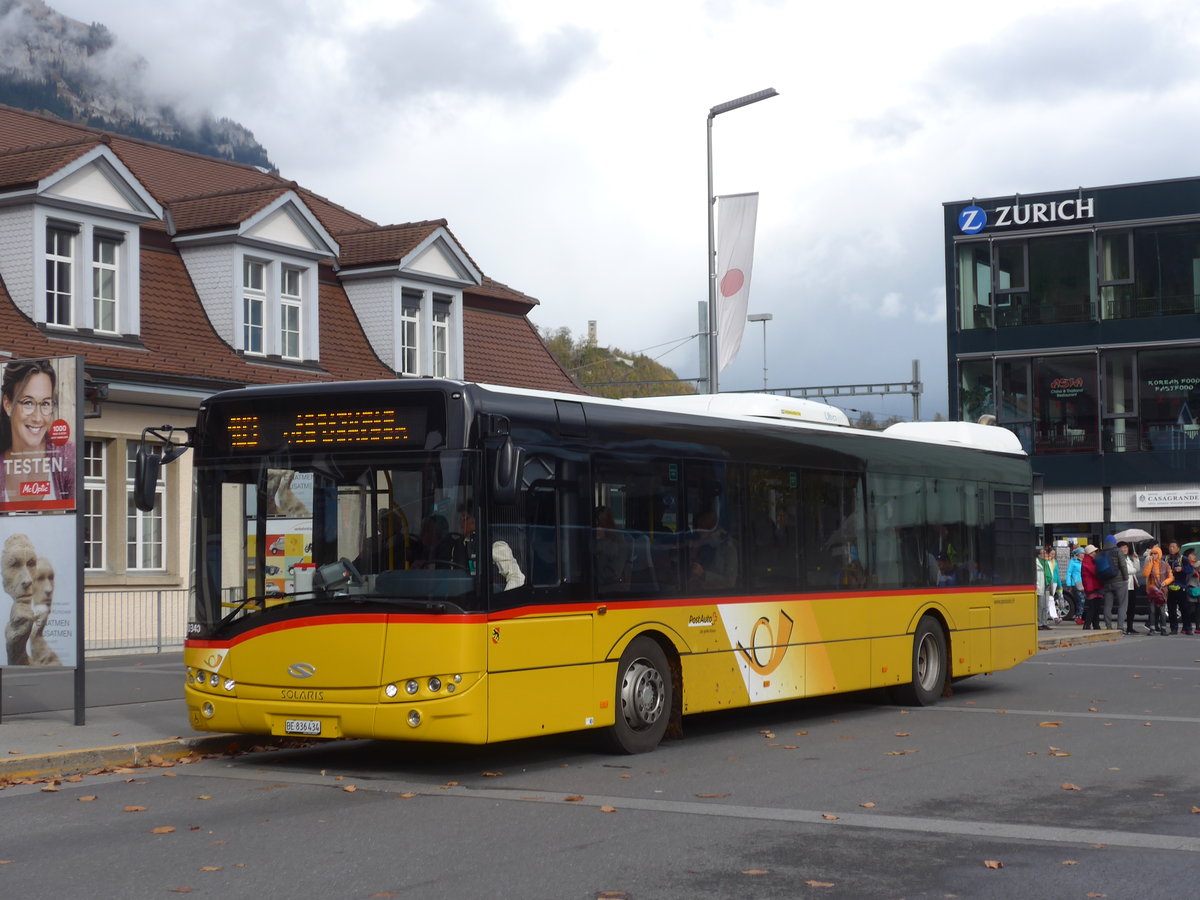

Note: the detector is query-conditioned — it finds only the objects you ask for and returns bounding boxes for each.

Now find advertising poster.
[0,356,77,513]
[0,513,77,667]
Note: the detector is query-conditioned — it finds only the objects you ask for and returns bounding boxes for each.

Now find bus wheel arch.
[604,633,681,754]
[890,614,949,707]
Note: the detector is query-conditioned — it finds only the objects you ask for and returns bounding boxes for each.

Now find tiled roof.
[166,185,290,235]
[463,307,585,394]
[0,138,99,191]
[336,221,446,268]
[0,103,585,397]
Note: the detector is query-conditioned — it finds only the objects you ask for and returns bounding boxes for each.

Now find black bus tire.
[891,616,947,707]
[604,636,672,754]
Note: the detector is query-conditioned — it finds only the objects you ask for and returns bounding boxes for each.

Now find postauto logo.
[958,205,987,234]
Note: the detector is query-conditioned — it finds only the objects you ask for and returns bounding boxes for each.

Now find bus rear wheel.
[605,636,672,754]
[891,616,947,707]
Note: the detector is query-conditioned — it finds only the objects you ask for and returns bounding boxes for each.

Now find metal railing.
[84,588,188,654]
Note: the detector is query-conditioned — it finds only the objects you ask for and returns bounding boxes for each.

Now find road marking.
[921,705,1200,725]
[182,766,1200,853]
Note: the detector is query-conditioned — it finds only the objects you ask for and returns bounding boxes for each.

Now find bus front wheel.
[891,616,947,707]
[605,636,672,754]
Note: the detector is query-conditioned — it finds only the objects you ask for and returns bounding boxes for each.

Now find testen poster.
[0,356,77,513]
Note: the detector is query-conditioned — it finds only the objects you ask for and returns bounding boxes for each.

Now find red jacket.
[1081,554,1102,594]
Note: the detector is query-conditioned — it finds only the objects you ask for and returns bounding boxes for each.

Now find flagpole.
[705,87,778,395]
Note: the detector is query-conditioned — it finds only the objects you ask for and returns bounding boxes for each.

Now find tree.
[538,327,695,399]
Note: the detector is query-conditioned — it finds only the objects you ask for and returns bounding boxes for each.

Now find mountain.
[0,0,275,171]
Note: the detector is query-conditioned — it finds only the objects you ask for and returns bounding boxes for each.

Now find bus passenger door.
[486,453,594,742]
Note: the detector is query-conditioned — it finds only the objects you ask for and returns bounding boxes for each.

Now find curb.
[1038,628,1127,650]
[0,734,287,781]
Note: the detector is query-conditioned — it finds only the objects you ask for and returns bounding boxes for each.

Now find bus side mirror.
[133,448,161,512]
[492,437,524,506]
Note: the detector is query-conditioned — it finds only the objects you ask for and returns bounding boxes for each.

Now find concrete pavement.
[0,627,1135,780]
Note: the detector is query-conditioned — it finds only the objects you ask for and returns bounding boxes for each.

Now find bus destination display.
[224,406,427,451]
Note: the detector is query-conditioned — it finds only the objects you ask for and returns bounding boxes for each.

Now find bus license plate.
[284,719,322,736]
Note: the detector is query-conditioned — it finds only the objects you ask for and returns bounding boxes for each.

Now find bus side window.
[748,465,800,590]
[683,461,742,593]
[593,458,681,597]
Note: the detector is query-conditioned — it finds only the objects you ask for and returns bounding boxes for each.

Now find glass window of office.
[1138,347,1200,450]
[1131,224,1200,318]
[998,358,1032,452]
[993,242,1028,328]
[1027,233,1093,325]
[1033,355,1097,453]
[957,242,992,330]
[958,359,994,422]
[1102,350,1138,453]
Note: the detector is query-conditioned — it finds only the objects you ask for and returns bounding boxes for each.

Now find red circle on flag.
[49,419,70,446]
[720,268,745,297]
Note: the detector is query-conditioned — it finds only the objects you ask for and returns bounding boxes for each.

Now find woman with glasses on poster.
[0,359,74,506]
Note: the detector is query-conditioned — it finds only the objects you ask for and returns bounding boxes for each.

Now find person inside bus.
[688,508,738,590]
[354,508,408,573]
[594,505,632,593]
[411,514,453,569]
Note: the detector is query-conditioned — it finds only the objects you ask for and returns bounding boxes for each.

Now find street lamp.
[705,87,779,394]
[747,312,772,390]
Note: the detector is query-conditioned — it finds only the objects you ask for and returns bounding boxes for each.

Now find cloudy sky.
[43,0,1200,418]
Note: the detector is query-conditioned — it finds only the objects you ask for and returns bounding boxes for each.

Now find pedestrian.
[1080,544,1103,630]
[1065,546,1086,625]
[1165,541,1184,633]
[1096,537,1126,630]
[1142,544,1173,635]
[1180,548,1199,635]
[1117,540,1138,634]
[1035,547,1057,630]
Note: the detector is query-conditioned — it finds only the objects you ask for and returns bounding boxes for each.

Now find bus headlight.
[201,702,215,718]
[223,678,236,692]
[384,683,399,698]
[427,676,442,692]
[405,680,419,695]
[209,673,220,687]
[407,710,421,727]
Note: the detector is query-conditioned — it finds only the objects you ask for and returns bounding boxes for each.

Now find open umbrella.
[1112,528,1154,543]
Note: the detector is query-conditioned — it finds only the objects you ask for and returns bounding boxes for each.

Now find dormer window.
[93,232,121,333]
[45,224,74,325]
[243,258,266,354]
[280,266,303,360]
[38,218,137,335]
[235,252,311,360]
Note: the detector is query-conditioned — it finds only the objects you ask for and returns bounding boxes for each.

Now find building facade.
[0,104,583,602]
[944,177,1200,546]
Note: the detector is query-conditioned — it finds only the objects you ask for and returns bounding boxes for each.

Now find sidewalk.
[0,629,1133,780]
[0,652,273,781]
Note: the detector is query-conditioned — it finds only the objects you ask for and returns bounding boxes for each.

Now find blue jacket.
[1066,556,1083,588]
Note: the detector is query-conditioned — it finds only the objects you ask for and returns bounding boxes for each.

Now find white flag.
[715,192,759,372]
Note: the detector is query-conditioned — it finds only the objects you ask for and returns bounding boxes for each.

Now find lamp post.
[705,87,778,394]
[747,312,772,390]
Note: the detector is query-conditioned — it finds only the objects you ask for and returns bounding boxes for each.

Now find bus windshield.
[192,449,481,635]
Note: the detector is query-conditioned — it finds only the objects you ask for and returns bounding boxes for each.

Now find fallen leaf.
[564,795,584,802]
[151,826,176,834]
[983,859,1003,869]
[805,880,835,888]
[895,732,910,737]
[741,869,768,876]
[1038,722,1062,728]
[399,792,417,799]
[78,796,96,802]
[0,860,13,865]
[795,730,808,735]
[1063,860,1078,866]
[168,889,194,894]
[1144,723,1153,727]
[1049,752,1072,757]
[783,745,797,749]
[195,795,212,800]
[200,866,223,872]
[1062,783,1082,791]
[343,785,357,793]
[1088,707,1098,712]
[1086,894,1107,899]
[696,793,731,799]
[124,806,147,813]
[821,813,839,820]
[40,786,59,793]
[1191,806,1200,814]
[481,771,502,777]
[859,802,876,808]
[64,775,83,783]
[600,805,617,813]
[162,772,178,777]
[1153,793,1166,798]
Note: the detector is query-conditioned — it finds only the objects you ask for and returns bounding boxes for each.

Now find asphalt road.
[2,636,1198,899]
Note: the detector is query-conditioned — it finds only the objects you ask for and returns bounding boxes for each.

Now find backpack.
[1094,548,1117,580]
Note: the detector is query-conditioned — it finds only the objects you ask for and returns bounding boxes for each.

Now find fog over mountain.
[0,0,274,170]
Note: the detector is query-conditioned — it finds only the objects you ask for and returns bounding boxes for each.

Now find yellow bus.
[139,380,1036,754]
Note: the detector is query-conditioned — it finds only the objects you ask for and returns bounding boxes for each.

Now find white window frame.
[432,306,449,378]
[126,440,165,571]
[243,258,266,355]
[280,265,302,360]
[399,295,420,376]
[46,224,74,326]
[92,232,121,333]
[83,438,107,571]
